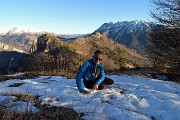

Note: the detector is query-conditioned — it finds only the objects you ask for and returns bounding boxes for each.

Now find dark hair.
[94,50,103,55]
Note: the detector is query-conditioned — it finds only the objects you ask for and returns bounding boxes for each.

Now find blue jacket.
[76,59,105,91]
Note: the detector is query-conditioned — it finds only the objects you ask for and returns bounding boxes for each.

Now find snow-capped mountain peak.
[94,20,156,54]
[0,26,44,35]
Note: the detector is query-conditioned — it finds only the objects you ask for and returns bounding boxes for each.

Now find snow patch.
[0,75,179,120]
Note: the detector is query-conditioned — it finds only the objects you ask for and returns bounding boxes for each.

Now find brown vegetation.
[23,32,151,78]
[0,92,81,120]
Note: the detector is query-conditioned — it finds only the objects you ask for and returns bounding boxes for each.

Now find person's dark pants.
[83,77,114,90]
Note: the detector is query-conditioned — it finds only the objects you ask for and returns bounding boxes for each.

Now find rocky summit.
[94,20,156,54]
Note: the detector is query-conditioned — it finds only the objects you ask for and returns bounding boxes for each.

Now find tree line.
[19,46,80,78]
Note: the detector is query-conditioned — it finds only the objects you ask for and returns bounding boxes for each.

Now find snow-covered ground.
[0,75,179,120]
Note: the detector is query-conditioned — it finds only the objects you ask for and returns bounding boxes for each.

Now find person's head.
[92,50,103,65]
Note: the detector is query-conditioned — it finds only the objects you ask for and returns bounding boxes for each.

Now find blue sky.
[0,0,152,34]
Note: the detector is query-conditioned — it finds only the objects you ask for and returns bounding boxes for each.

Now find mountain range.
[0,20,155,54]
[0,20,155,73]
[0,26,45,52]
[0,26,85,52]
[95,20,155,54]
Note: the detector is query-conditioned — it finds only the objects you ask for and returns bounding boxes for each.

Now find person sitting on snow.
[76,50,114,94]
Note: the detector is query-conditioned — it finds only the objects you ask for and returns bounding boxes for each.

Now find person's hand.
[93,85,98,90]
[80,89,90,94]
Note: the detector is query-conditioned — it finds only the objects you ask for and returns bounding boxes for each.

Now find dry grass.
[0,93,81,120]
[0,72,41,82]
[0,107,81,120]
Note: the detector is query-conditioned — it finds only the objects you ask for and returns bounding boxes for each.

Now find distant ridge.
[0,26,45,52]
[0,42,25,53]
[0,26,44,35]
[94,20,156,54]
